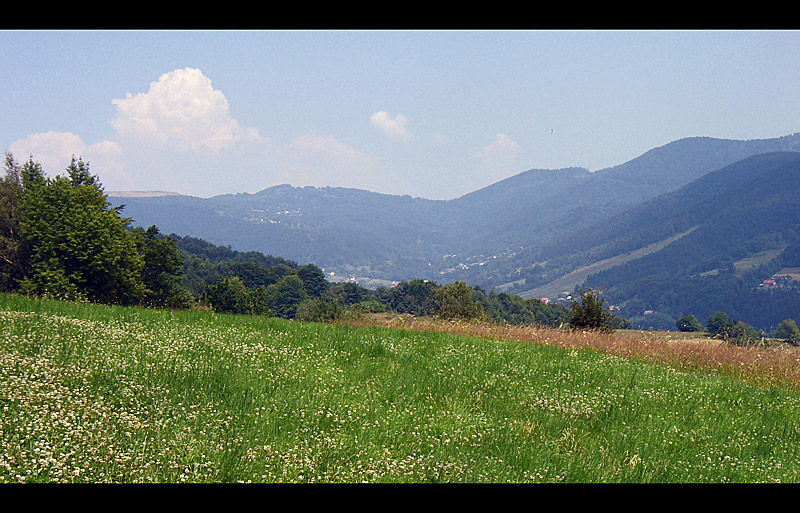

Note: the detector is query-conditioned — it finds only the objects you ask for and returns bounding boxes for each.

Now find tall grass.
[2,294,800,483]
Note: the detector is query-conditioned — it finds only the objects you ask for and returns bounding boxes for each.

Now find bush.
[295,295,343,323]
[775,319,800,343]
[570,289,615,333]
[706,311,735,339]
[728,320,764,346]
[432,281,485,321]
[676,314,703,332]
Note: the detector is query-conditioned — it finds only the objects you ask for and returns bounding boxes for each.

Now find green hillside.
[576,152,800,330]
[3,293,800,483]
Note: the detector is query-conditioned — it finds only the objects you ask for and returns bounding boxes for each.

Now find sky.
[2,29,799,200]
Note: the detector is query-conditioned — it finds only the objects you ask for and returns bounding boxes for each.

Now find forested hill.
[111,133,800,285]
[509,151,800,331]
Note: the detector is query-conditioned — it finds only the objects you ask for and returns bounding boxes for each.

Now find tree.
[297,263,329,298]
[775,319,800,343]
[570,288,615,332]
[676,314,703,332]
[706,311,735,339]
[0,153,28,290]
[18,156,145,303]
[136,226,188,308]
[389,279,438,316]
[264,274,308,318]
[202,276,252,314]
[295,292,343,323]
[331,281,372,306]
[432,281,484,321]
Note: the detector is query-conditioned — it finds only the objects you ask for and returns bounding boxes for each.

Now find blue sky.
[2,29,798,199]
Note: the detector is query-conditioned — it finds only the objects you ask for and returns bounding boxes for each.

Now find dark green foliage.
[474,289,571,327]
[569,289,616,333]
[432,280,484,321]
[330,281,373,306]
[706,311,763,345]
[385,279,438,316]
[0,153,28,290]
[262,274,307,319]
[706,311,735,339]
[295,293,344,323]
[297,263,329,298]
[202,276,251,314]
[201,276,272,316]
[775,319,800,342]
[0,153,192,307]
[676,314,703,332]
[18,156,145,303]
[136,226,188,308]
[728,320,764,346]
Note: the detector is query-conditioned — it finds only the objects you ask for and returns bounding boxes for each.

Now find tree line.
[0,152,578,329]
[8,151,792,346]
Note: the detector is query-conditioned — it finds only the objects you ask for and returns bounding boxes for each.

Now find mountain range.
[109,133,800,330]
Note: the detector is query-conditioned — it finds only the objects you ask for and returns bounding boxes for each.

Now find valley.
[110,133,800,331]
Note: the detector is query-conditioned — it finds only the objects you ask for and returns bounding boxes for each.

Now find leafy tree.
[0,153,28,290]
[264,274,308,318]
[297,263,329,298]
[570,288,615,332]
[202,276,252,314]
[295,292,343,323]
[676,314,703,332]
[388,279,438,316]
[432,280,484,320]
[331,281,373,306]
[18,156,145,303]
[136,226,188,308]
[706,311,735,339]
[729,320,764,346]
[775,319,800,342]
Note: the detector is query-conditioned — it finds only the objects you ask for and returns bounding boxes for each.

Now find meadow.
[2,293,800,483]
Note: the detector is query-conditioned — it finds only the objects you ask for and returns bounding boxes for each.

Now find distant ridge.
[109,133,800,291]
[107,191,183,198]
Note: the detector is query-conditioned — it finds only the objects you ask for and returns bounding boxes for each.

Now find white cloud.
[291,133,374,163]
[9,131,86,172]
[370,111,411,139]
[479,133,519,168]
[270,133,390,192]
[9,131,127,184]
[9,68,405,197]
[110,67,261,154]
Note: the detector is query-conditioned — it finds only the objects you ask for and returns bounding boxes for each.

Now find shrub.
[295,295,343,323]
[432,281,485,321]
[775,319,800,343]
[706,311,735,339]
[569,289,615,333]
[676,314,703,332]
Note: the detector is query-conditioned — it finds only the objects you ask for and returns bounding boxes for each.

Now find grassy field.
[2,293,800,483]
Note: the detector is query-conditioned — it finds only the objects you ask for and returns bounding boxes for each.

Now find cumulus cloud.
[110,67,261,154]
[9,131,86,171]
[268,132,390,192]
[291,133,375,163]
[479,133,520,168]
[8,68,402,197]
[8,131,124,180]
[370,111,411,139]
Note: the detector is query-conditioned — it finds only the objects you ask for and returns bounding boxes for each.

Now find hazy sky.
[2,30,798,199]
